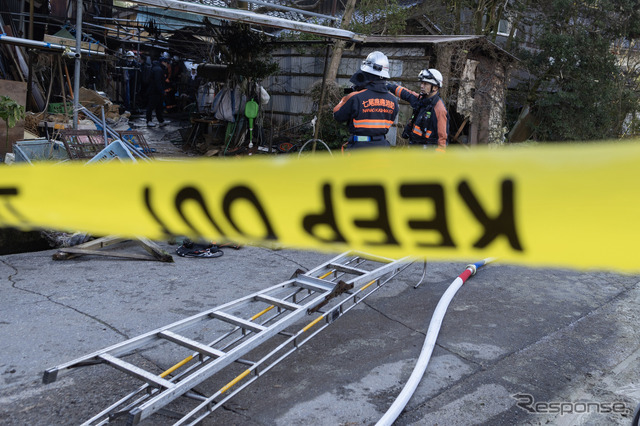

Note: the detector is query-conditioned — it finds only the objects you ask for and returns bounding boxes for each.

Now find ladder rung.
[208,311,267,333]
[255,294,301,311]
[98,353,174,389]
[42,251,413,426]
[349,251,396,263]
[294,275,335,292]
[327,263,367,275]
[158,331,226,359]
[184,391,208,402]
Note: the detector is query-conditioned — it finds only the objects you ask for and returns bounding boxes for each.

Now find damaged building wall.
[1,1,515,150]
[263,48,327,129]
[460,55,509,145]
[487,59,507,145]
[263,36,514,146]
[457,59,478,120]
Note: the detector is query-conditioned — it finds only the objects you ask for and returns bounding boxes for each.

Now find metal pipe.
[6,14,170,48]
[73,0,82,129]
[56,56,69,117]
[376,257,497,426]
[312,43,331,151]
[43,57,55,113]
[0,34,103,57]
[26,0,34,111]
[18,0,25,38]
[77,105,150,160]
[28,0,33,40]
[101,106,108,147]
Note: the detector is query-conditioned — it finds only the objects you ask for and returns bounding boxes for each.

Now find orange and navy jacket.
[333,80,398,138]
[388,83,448,151]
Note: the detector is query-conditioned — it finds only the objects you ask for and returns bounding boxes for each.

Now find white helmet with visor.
[418,68,443,87]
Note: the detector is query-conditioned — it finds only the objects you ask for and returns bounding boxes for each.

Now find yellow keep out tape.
[1,142,638,272]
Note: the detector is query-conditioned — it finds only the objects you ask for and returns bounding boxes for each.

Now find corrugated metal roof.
[135,0,335,27]
[130,0,359,41]
[363,35,519,61]
[137,7,209,30]
[364,35,483,44]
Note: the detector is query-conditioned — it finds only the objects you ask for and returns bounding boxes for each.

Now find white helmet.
[162,51,171,59]
[126,50,136,58]
[361,51,390,79]
[418,68,443,87]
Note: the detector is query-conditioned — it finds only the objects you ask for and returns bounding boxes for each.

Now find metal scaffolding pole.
[0,34,106,57]
[73,0,82,129]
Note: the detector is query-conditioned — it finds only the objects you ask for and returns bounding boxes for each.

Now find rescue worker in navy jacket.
[333,51,398,149]
[387,68,448,152]
[146,56,169,127]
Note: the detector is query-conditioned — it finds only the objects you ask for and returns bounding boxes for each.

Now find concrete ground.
[0,241,638,426]
[127,113,194,158]
[1,116,638,425]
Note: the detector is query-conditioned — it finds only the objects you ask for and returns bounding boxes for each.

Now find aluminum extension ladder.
[43,251,413,425]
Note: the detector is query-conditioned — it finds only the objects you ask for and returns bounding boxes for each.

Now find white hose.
[376,258,495,425]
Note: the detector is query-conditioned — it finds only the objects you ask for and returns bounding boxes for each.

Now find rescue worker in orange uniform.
[333,51,398,149]
[387,68,448,152]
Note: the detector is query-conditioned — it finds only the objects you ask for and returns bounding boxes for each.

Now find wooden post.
[314,0,358,145]
[325,0,358,82]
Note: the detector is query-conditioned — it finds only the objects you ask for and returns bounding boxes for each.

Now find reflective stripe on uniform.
[353,118,394,129]
[394,86,418,98]
[412,125,432,138]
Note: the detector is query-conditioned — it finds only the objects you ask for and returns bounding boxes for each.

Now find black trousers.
[348,137,390,149]
[146,91,165,123]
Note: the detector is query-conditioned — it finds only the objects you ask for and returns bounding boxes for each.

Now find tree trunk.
[316,0,358,141]
[325,0,358,82]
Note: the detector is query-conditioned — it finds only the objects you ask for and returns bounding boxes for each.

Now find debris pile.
[27,87,132,134]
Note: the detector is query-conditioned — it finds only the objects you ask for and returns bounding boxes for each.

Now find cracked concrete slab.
[0,243,638,425]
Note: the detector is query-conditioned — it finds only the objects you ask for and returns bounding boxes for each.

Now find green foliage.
[274,31,327,56]
[513,0,640,141]
[350,0,408,36]
[0,96,25,151]
[0,96,24,129]
[277,19,333,43]
[217,23,279,81]
[302,81,350,149]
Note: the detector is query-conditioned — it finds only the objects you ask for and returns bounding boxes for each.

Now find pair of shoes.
[147,121,157,127]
